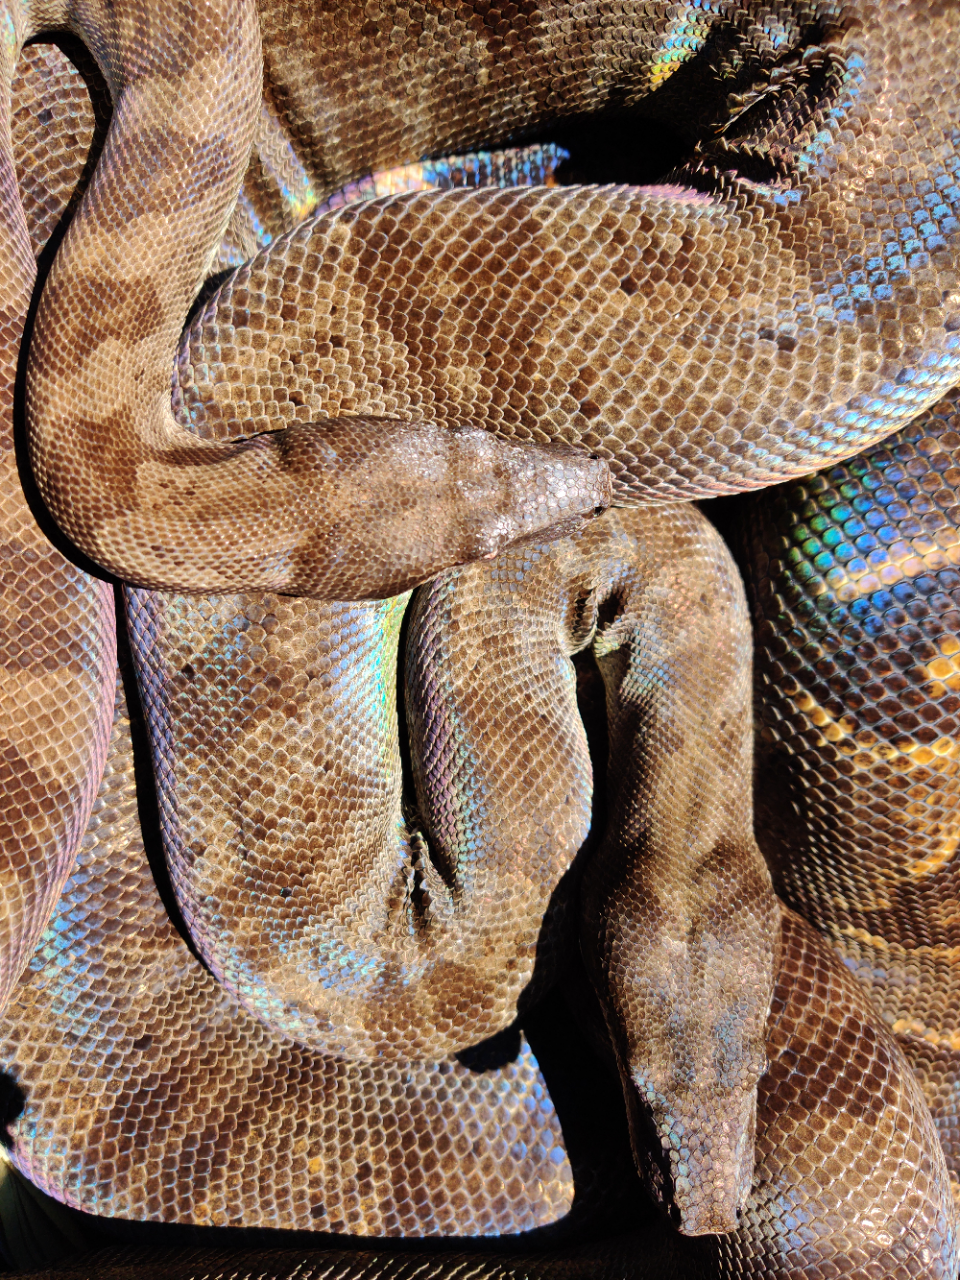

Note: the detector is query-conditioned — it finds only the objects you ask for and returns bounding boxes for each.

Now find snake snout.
[457,432,612,559]
[626,1070,757,1237]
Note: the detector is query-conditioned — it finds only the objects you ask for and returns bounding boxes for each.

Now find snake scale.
[0,0,958,1275]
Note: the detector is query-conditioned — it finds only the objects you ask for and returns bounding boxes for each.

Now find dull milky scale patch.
[569,505,775,1236]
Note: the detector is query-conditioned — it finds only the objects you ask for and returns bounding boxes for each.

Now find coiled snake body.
[0,1,958,1276]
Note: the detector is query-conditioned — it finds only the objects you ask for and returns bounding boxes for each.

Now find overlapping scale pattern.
[0,38,115,1021]
[27,1,960,596]
[2,2,960,1276]
[706,909,956,1277]
[7,911,956,1276]
[0,683,578,1237]
[222,134,569,267]
[123,505,777,1238]
[10,41,109,257]
[126,578,593,1063]
[7,503,956,1274]
[737,387,960,1205]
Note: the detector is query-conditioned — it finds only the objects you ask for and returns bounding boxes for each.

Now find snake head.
[625,1060,760,1236]
[583,832,778,1237]
[602,888,777,1237]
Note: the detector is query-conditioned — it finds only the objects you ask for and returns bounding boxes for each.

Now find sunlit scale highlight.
[229,189,273,256]
[755,415,960,850]
[825,135,960,318]
[253,101,321,237]
[646,7,712,91]
[645,1,808,93]
[2,10,16,65]
[316,143,569,217]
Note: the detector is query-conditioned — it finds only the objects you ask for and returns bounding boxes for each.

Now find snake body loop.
[126,504,777,1233]
[0,2,959,1276]
[736,387,960,1210]
[0,27,116,1024]
[21,0,960,591]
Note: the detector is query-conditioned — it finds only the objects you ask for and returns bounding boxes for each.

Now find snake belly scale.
[0,2,957,1278]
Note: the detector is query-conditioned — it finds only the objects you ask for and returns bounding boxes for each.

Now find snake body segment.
[0,1,959,1276]
[0,683,580,1238]
[24,0,960,589]
[0,34,115,1024]
[126,504,777,1232]
[737,387,960,1207]
[2,780,955,1274]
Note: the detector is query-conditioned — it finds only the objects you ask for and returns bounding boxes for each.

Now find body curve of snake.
[0,1,958,1276]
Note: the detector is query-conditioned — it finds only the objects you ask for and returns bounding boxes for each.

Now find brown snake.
[0,1,958,1276]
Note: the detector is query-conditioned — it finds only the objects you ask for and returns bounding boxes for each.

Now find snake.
[0,0,958,1276]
